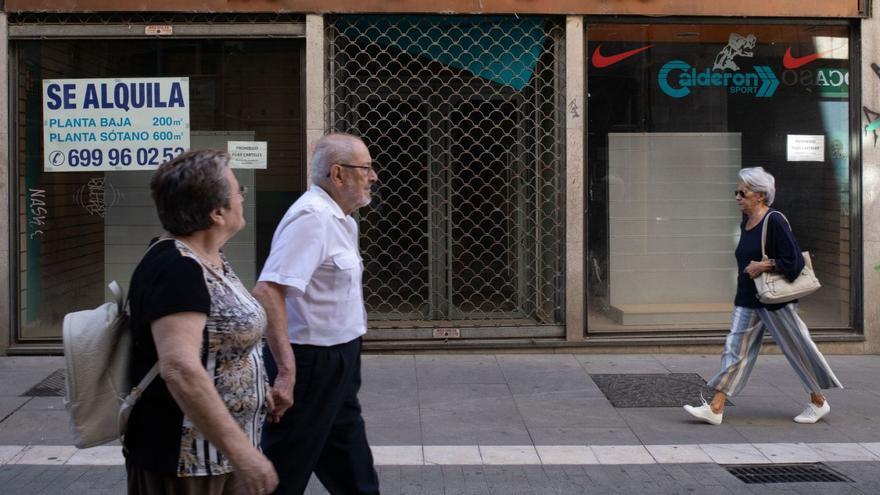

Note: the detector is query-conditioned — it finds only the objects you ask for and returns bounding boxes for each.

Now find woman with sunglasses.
[683,166,842,426]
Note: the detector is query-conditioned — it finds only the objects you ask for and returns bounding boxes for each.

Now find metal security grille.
[726,464,853,484]
[327,16,566,326]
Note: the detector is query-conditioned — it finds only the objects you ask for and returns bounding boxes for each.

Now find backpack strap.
[108,281,125,314]
[122,363,159,408]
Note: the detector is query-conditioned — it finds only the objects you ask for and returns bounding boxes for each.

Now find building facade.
[2,0,878,355]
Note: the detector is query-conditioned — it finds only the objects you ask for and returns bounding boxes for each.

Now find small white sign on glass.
[787,135,825,162]
[228,141,268,169]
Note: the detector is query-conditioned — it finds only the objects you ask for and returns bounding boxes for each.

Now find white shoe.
[683,399,723,425]
[794,401,830,424]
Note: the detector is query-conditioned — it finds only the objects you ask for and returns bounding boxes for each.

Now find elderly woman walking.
[125,150,288,495]
[683,166,842,425]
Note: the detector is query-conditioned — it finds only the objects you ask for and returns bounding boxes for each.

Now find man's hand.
[252,281,297,424]
[269,373,295,423]
[230,452,278,495]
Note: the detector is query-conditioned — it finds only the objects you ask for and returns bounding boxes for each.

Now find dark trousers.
[262,338,379,495]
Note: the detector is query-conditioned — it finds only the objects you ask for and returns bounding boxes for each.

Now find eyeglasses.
[229,185,247,199]
[734,189,749,198]
[327,162,377,177]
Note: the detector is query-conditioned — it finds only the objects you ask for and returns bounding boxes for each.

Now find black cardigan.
[734,209,806,310]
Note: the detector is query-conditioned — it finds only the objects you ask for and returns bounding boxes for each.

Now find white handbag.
[754,211,821,305]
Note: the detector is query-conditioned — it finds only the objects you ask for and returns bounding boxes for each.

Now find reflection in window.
[586,23,852,332]
[16,39,304,342]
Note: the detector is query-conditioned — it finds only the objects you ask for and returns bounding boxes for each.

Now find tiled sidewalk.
[3,353,880,493]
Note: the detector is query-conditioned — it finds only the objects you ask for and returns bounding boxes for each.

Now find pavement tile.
[418,383,512,406]
[0,410,75,445]
[423,445,482,465]
[515,394,626,429]
[12,445,77,465]
[860,442,880,458]
[620,407,750,445]
[699,443,771,464]
[416,355,505,385]
[809,442,879,462]
[18,397,65,411]
[646,444,714,463]
[591,445,655,464]
[0,371,63,397]
[421,396,532,445]
[732,423,854,444]
[65,446,124,465]
[359,384,419,413]
[0,357,64,372]
[824,418,880,443]
[713,395,803,425]
[535,445,598,465]
[365,425,423,446]
[496,354,583,373]
[361,356,417,383]
[479,446,541,465]
[575,355,669,374]
[0,445,24,465]
[362,404,420,428]
[506,372,604,397]
[528,426,642,446]
[371,445,423,465]
[751,442,823,463]
[0,397,29,421]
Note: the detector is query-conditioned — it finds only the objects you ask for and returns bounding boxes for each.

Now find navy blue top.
[734,209,806,310]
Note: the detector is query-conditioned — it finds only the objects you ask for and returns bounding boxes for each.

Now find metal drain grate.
[590,373,731,408]
[22,369,66,397]
[726,463,853,484]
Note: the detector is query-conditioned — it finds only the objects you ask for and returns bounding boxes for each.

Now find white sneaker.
[683,400,723,425]
[794,401,831,424]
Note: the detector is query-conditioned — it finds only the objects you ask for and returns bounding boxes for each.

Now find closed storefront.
[1,1,876,354]
[585,22,858,337]
[7,15,306,351]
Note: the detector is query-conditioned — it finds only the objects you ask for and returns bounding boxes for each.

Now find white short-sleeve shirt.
[258,185,367,346]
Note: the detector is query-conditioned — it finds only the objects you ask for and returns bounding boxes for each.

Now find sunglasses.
[734,189,750,198]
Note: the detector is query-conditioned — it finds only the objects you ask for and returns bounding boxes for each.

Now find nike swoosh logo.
[592,44,655,68]
[782,47,835,69]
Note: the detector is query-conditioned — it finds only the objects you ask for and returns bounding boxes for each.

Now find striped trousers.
[708,304,843,397]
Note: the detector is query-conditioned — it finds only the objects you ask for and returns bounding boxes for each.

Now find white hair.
[310,133,364,183]
[738,166,776,206]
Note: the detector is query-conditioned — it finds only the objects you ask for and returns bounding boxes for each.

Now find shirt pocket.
[332,254,361,298]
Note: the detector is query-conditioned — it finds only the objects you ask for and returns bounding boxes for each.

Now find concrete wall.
[860,0,880,354]
[0,13,9,354]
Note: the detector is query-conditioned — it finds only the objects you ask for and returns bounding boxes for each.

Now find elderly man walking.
[252,133,380,495]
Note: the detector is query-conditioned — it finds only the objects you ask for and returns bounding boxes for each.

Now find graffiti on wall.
[28,189,47,239]
[73,177,123,218]
[863,63,880,147]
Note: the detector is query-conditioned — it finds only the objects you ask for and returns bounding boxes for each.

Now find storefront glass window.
[586,23,853,332]
[16,39,304,342]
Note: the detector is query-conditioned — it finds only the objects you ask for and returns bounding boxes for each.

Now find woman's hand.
[229,452,279,495]
[152,313,278,493]
[745,260,774,279]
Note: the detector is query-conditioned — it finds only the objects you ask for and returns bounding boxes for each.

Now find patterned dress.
[174,241,269,476]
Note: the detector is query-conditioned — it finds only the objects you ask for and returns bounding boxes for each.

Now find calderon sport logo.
[658,61,779,98]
